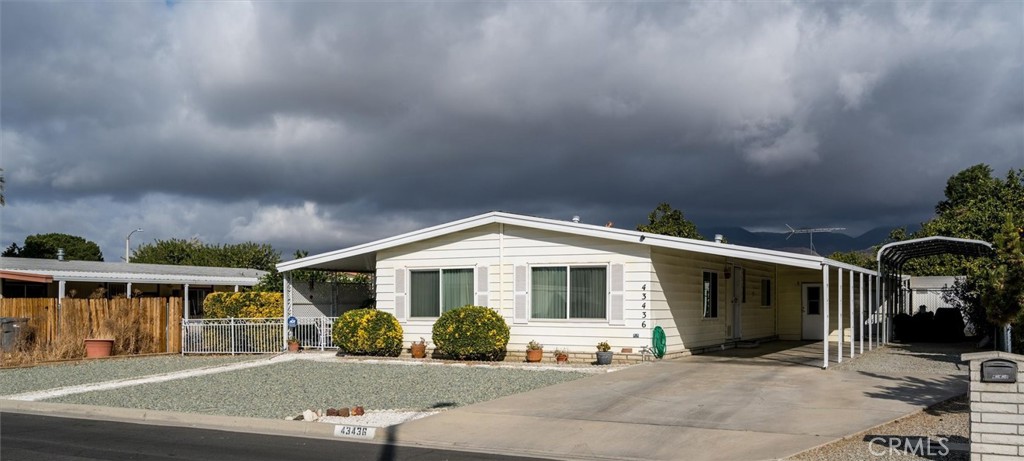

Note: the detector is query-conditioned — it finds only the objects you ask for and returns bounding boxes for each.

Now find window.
[702,271,718,318]
[761,279,772,307]
[410,268,473,317]
[531,266,606,319]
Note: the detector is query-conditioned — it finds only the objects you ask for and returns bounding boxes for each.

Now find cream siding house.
[279,212,884,366]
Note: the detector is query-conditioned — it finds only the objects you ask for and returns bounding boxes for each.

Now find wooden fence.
[1,297,183,353]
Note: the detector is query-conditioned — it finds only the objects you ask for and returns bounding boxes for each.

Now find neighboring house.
[0,257,266,318]
[908,276,961,313]
[278,212,882,361]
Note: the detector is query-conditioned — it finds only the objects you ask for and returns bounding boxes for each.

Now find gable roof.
[0,258,267,285]
[278,211,876,275]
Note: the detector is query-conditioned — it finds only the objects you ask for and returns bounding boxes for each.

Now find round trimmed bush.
[432,305,510,360]
[332,309,403,356]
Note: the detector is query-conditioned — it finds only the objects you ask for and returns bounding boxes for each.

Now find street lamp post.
[125,228,143,263]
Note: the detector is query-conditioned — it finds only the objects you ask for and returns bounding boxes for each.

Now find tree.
[3,233,103,261]
[636,202,703,240]
[131,238,280,272]
[900,166,1024,276]
[979,215,1024,351]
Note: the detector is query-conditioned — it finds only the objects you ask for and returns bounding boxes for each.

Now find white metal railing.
[182,318,284,354]
[289,316,338,351]
[182,317,338,354]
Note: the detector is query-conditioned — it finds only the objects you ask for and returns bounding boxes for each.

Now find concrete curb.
[0,399,574,460]
[0,399,340,441]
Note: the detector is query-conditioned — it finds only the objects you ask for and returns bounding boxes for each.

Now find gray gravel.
[829,342,978,375]
[45,361,589,418]
[0,355,260,396]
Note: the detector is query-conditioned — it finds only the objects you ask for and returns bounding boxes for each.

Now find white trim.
[277,211,876,275]
[407,267,475,319]
[527,264,610,321]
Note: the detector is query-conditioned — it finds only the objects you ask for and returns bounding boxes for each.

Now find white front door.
[802,284,824,340]
[731,266,744,339]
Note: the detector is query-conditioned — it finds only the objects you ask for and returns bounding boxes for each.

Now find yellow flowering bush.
[432,305,509,360]
[332,309,403,357]
[203,292,283,318]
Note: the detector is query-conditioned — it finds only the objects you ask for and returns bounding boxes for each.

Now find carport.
[876,236,993,344]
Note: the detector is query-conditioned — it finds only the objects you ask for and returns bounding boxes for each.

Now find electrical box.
[981,359,1018,383]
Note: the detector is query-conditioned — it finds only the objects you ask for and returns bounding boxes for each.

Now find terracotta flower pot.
[411,343,427,358]
[555,354,569,364]
[526,348,543,363]
[84,339,114,358]
[288,342,300,352]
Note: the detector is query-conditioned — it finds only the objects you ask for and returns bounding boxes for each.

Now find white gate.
[182,317,338,354]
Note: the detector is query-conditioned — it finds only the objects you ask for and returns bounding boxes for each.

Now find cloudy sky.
[1,1,1021,261]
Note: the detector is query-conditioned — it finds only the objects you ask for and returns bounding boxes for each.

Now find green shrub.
[332,309,403,356]
[432,305,509,360]
[203,292,282,318]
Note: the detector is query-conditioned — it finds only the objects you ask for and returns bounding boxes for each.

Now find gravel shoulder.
[0,355,261,396]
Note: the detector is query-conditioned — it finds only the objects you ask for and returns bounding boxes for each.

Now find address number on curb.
[334,424,376,439]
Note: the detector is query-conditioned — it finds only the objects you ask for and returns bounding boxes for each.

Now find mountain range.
[697,225,920,256]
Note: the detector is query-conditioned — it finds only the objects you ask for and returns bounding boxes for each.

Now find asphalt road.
[0,412,543,461]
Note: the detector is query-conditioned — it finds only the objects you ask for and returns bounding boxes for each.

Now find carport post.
[837,268,843,364]
[283,273,293,350]
[849,270,854,358]
[858,272,864,355]
[822,264,830,369]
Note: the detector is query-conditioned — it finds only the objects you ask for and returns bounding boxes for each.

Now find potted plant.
[596,341,613,365]
[85,321,115,358]
[287,337,301,352]
[411,337,428,358]
[553,348,569,364]
[525,340,543,362]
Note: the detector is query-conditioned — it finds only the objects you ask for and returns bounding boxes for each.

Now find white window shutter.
[476,266,489,307]
[394,268,407,321]
[513,265,528,324]
[609,263,625,325]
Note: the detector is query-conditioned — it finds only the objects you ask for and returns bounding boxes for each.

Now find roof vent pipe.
[714,234,724,244]
[571,215,580,223]
[57,248,65,261]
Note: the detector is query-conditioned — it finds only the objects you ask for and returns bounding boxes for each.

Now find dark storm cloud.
[1,1,1020,258]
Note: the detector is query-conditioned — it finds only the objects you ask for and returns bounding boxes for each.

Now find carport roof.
[876,236,993,271]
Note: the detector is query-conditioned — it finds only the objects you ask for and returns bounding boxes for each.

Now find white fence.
[182,317,338,354]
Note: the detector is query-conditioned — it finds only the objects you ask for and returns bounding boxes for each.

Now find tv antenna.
[786,225,846,254]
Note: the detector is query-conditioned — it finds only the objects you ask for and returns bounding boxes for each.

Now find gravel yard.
[44,359,590,419]
[0,355,260,396]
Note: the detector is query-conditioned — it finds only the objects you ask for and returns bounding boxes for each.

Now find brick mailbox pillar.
[961,351,1024,460]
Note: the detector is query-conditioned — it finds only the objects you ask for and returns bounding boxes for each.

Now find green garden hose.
[652,325,666,358]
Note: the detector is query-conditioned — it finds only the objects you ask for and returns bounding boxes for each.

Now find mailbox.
[981,359,1018,383]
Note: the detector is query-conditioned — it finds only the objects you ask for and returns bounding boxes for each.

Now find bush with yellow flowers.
[432,305,509,360]
[203,292,283,318]
[332,308,403,356]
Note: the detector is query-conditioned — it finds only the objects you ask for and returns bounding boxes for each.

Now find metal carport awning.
[874,236,993,345]
[877,236,994,273]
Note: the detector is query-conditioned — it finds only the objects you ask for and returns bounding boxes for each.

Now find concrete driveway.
[388,342,968,461]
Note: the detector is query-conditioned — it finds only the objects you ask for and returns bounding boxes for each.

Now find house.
[0,257,267,318]
[278,212,885,365]
[908,276,961,313]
